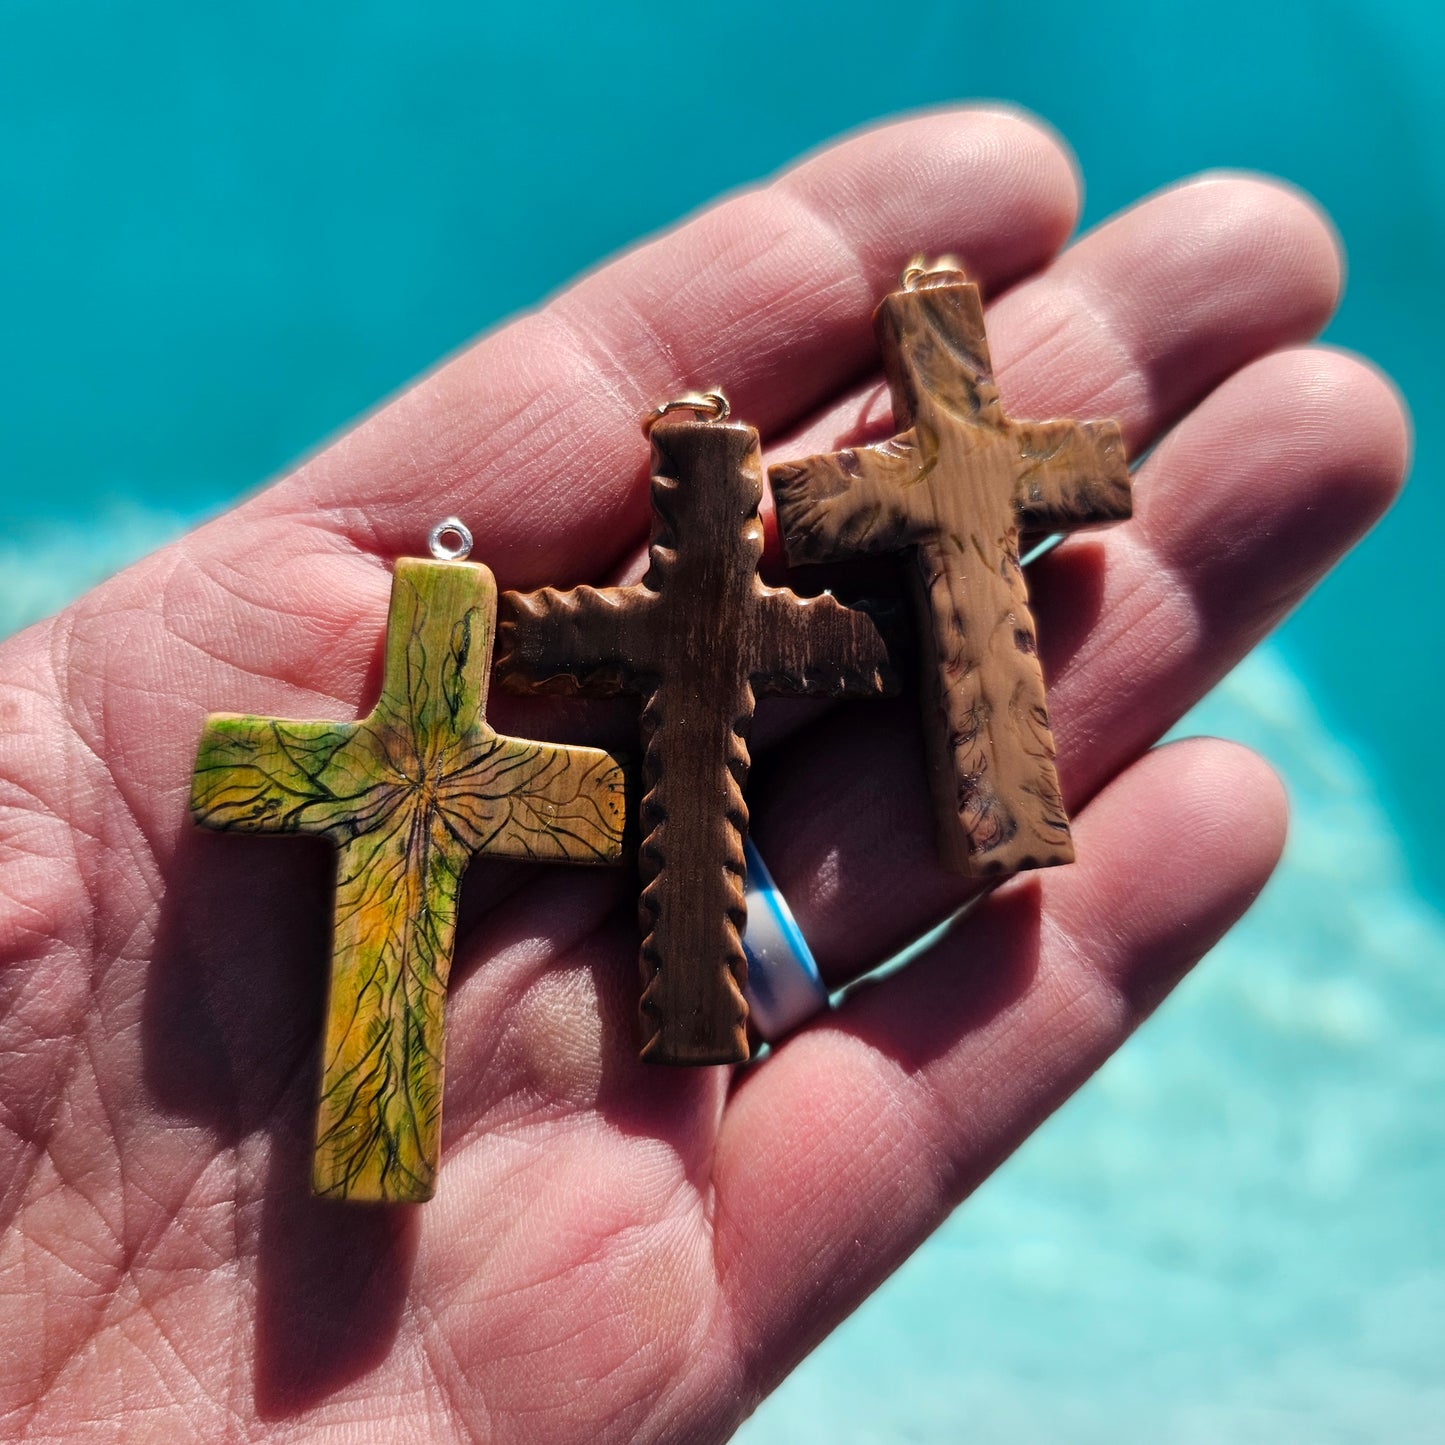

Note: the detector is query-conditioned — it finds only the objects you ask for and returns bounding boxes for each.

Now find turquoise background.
[2,2,1441,1438]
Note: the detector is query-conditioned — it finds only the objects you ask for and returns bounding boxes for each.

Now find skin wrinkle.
[277,319,641,564]
[410,1296,481,1445]
[721,1051,940,1388]
[0,661,93,884]
[1000,278,1149,438]
[494,1206,692,1356]
[550,273,685,412]
[112,1290,214,1427]
[36,1327,213,1444]
[603,1285,729,1444]
[0,850,74,950]
[171,545,363,654]
[166,539,387,692]
[1048,355,1405,754]
[112,1144,226,1280]
[471,319,658,583]
[456,1258,677,1408]
[1148,349,1407,572]
[48,645,126,958]
[59,1045,127,1261]
[618,1305,738,1445]
[0,775,93,1231]
[780,111,1080,296]
[3,625,238,1439]
[4,1173,119,1434]
[697,1181,750,1427]
[1044,550,1201,759]
[757,186,873,331]
[0,1028,73,1226]
[192,517,381,601]
[413,1127,661,1317]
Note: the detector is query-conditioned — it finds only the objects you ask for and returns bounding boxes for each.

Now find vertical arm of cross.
[371,556,498,757]
[909,532,1076,877]
[626,418,767,1066]
[313,816,468,1202]
[875,282,1008,430]
[1010,419,1132,534]
[313,559,626,1200]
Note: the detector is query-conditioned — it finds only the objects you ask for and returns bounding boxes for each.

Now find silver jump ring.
[428,517,473,561]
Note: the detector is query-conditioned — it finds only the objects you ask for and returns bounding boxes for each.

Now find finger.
[751,345,1408,978]
[505,169,1352,756]
[72,108,1079,852]
[715,737,1288,1397]
[764,171,1344,497]
[576,171,1346,657]
[247,108,1081,584]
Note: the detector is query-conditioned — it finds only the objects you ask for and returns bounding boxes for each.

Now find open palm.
[0,110,1407,1442]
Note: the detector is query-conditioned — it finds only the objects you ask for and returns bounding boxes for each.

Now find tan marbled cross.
[770,269,1132,877]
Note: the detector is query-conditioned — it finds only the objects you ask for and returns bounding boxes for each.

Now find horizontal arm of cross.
[752,589,898,699]
[441,734,627,864]
[496,585,655,696]
[769,432,928,565]
[1011,419,1132,535]
[190,713,367,839]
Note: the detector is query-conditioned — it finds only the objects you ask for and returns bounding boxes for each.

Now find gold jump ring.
[641,389,731,436]
[900,254,968,290]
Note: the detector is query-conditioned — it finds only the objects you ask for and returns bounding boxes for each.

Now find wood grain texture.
[191,558,627,1202]
[770,277,1131,877]
[497,418,895,1066]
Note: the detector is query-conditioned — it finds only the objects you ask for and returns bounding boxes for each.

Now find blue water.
[2,3,1440,1437]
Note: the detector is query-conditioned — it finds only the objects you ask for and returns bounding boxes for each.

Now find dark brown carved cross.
[769,268,1132,878]
[497,415,895,1065]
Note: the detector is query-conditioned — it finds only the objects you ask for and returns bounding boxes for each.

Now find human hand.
[0,110,1407,1441]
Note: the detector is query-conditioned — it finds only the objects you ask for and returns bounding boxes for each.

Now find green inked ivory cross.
[190,559,627,1202]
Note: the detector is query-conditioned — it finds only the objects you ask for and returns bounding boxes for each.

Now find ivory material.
[191,559,627,1202]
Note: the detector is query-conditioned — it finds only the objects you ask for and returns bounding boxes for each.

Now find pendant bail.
[641,389,731,437]
[900,254,969,291]
[428,516,474,561]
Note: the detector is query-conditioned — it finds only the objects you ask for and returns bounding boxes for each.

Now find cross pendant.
[498,417,895,1066]
[190,559,627,1201]
[769,271,1132,877]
